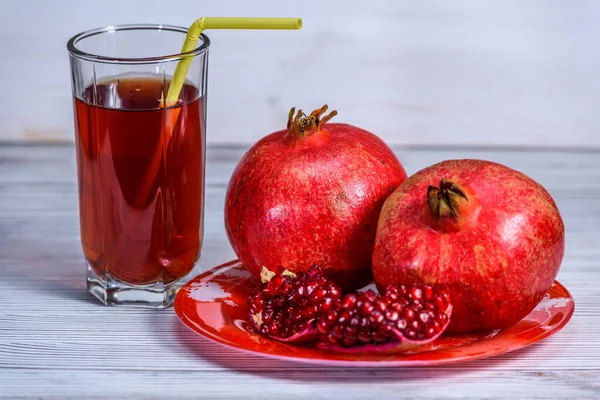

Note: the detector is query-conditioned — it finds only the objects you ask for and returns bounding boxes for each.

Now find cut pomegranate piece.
[248,267,452,353]
[247,265,342,342]
[316,285,452,354]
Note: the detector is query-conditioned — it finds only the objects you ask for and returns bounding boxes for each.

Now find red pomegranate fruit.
[372,159,565,333]
[248,265,453,353]
[225,105,407,291]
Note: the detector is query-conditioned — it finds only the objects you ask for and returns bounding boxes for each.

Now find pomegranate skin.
[372,159,565,333]
[225,108,407,292]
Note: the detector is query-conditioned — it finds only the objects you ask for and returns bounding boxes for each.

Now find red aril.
[225,105,407,291]
[372,159,565,333]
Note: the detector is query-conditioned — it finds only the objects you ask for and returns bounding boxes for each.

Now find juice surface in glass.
[74,77,204,285]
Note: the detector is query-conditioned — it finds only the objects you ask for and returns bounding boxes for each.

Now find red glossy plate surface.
[174,260,574,367]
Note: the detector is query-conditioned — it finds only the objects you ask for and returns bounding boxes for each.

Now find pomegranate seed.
[248,293,263,310]
[433,321,442,333]
[435,295,449,311]
[411,320,422,331]
[423,285,433,301]
[317,319,329,334]
[425,326,436,338]
[326,334,338,344]
[349,317,360,327]
[273,295,285,308]
[270,275,283,289]
[338,310,350,324]
[325,310,337,324]
[305,282,317,296]
[332,325,344,339]
[385,310,399,321]
[280,281,292,296]
[310,289,328,304]
[369,311,385,325]
[396,319,407,330]
[378,322,394,336]
[292,311,303,322]
[410,287,423,301]
[321,297,334,311]
[419,311,431,324]
[437,313,448,324]
[404,308,416,320]
[385,285,398,295]
[302,305,318,319]
[345,326,358,338]
[360,301,374,315]
[263,309,275,323]
[269,321,281,335]
[306,267,320,279]
[405,329,417,340]
[386,292,399,302]
[329,286,341,299]
[341,294,357,309]
[343,336,358,347]
[364,290,378,303]
[375,300,387,312]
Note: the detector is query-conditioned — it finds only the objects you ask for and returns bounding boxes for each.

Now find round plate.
[174,260,574,367]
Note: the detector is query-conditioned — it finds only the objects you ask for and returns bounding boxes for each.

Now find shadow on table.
[168,316,538,382]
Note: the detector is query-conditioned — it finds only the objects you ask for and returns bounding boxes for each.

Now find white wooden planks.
[0,144,599,399]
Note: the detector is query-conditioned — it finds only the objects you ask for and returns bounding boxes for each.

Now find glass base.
[86,261,199,308]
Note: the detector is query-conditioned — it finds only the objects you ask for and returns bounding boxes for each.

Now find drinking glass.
[67,24,209,307]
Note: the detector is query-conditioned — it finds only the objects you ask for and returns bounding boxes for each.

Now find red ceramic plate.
[174,260,574,367]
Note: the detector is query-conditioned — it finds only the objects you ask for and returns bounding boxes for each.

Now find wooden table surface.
[1,144,598,399]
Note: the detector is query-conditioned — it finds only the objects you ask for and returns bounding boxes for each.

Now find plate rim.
[174,260,575,367]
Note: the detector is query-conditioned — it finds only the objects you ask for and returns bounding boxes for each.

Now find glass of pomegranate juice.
[67,25,208,307]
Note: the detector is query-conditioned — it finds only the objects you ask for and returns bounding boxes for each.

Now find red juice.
[73,76,204,285]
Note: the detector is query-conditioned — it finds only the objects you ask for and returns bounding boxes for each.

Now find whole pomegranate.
[225,105,407,291]
[372,159,565,333]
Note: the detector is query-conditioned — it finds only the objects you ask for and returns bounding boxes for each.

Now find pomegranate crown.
[427,179,468,219]
[287,105,338,137]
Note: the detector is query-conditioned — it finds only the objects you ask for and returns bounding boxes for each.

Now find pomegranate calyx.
[427,179,468,219]
[287,105,338,137]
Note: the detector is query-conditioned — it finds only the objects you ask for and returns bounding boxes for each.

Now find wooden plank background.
[0,144,598,398]
[2,0,600,147]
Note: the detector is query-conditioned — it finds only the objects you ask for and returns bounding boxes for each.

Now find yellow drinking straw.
[165,17,302,105]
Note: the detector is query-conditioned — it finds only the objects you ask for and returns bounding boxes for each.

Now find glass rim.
[67,24,210,64]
